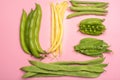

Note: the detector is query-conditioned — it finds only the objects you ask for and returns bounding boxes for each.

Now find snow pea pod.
[20,10,30,54]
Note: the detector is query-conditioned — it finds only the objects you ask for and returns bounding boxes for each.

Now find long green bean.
[21,66,100,78]
[50,58,105,65]
[20,10,30,54]
[24,9,34,53]
[29,61,104,73]
[67,12,106,19]
[70,6,107,12]
[28,6,41,58]
[70,0,108,4]
[22,72,63,78]
[34,4,45,54]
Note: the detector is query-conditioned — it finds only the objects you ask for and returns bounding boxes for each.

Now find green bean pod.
[22,72,63,78]
[34,4,45,54]
[29,61,104,73]
[21,66,101,78]
[70,6,107,12]
[70,0,108,5]
[71,2,108,8]
[28,6,41,58]
[24,9,34,54]
[67,12,106,19]
[20,10,30,54]
[50,57,105,65]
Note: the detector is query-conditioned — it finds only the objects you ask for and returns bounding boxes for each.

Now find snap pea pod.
[21,66,100,78]
[20,10,30,54]
[24,9,34,53]
[29,61,104,73]
[34,4,45,54]
[70,6,107,12]
[50,57,105,65]
[28,5,41,58]
[70,0,108,5]
[67,12,106,19]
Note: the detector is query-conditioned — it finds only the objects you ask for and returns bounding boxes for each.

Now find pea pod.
[74,38,112,57]
[20,10,30,54]
[79,18,106,35]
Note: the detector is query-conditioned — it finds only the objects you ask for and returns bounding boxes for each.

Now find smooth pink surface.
[0,0,120,80]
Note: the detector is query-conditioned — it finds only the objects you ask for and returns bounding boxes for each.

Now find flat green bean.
[34,4,45,54]
[28,6,41,58]
[50,57,105,65]
[22,72,63,78]
[71,2,108,8]
[70,6,107,12]
[24,9,34,53]
[20,10,30,54]
[21,66,100,78]
[70,0,108,4]
[29,61,104,73]
[67,12,106,19]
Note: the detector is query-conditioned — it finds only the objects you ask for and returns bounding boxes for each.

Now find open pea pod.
[74,38,112,57]
[79,18,106,35]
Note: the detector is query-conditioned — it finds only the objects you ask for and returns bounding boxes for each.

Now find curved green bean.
[20,10,30,54]
[67,12,106,19]
[28,6,41,58]
[24,9,34,54]
[34,4,45,54]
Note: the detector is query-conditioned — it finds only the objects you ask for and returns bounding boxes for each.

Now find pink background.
[0,0,120,80]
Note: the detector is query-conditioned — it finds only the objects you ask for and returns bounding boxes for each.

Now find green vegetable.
[71,2,108,8]
[70,6,107,12]
[50,57,105,65]
[25,9,34,53]
[29,60,105,73]
[67,12,106,19]
[74,38,112,57]
[22,72,63,78]
[79,18,106,35]
[20,10,30,54]
[28,5,41,58]
[70,0,108,5]
[34,4,45,54]
[21,66,101,78]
